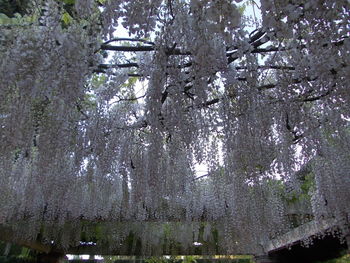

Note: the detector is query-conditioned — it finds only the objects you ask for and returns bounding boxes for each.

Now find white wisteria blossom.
[0,0,349,257]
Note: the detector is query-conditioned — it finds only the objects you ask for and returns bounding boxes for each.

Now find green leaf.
[62,0,75,4]
[62,12,73,25]
[0,13,11,24]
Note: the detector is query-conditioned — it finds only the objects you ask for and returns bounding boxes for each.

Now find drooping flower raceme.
[0,0,349,255]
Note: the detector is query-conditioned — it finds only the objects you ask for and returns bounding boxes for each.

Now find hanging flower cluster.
[0,0,349,255]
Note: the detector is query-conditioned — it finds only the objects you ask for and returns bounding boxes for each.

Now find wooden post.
[3,242,11,256]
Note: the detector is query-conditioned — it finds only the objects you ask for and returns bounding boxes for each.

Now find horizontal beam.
[264,218,339,253]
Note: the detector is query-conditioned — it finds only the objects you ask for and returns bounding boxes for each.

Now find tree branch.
[100,45,155,52]
[100,44,191,55]
[103,38,155,46]
[97,63,139,70]
[112,94,146,103]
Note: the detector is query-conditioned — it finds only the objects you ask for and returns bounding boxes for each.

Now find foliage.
[145,257,171,263]
[0,0,29,17]
[181,256,197,263]
[0,241,36,263]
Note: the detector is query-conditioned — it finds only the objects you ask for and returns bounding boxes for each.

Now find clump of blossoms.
[0,0,349,255]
